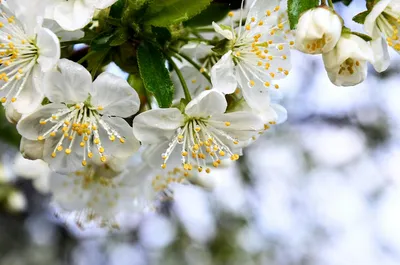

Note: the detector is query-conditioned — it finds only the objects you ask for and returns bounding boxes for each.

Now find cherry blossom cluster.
[0,0,396,229]
[294,0,400,86]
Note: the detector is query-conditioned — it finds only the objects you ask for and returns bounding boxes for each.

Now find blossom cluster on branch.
[0,0,396,228]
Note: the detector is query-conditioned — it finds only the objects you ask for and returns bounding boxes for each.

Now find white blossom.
[211,0,292,112]
[0,1,60,113]
[132,90,265,174]
[45,0,117,31]
[364,0,400,53]
[322,33,374,86]
[17,59,140,173]
[295,7,342,54]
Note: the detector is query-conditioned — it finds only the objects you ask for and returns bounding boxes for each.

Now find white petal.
[17,103,68,140]
[211,51,237,94]
[364,0,391,38]
[13,154,50,180]
[43,135,83,173]
[53,0,94,31]
[271,103,288,124]
[98,116,140,159]
[212,22,234,40]
[208,111,264,141]
[5,104,22,124]
[371,37,390,72]
[37,28,61,72]
[91,72,140,117]
[245,0,280,25]
[42,19,85,42]
[185,90,227,118]
[20,137,45,160]
[12,65,44,114]
[132,108,184,144]
[44,59,92,104]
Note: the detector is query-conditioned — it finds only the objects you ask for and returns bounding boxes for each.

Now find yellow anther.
[92,125,97,130]
[40,120,47,125]
[52,115,57,120]
[274,84,279,89]
[88,152,93,158]
[278,44,284,50]
[109,135,116,141]
[249,80,255,87]
[206,168,211,174]
[37,136,44,141]
[233,140,239,145]
[289,41,295,46]
[274,5,280,11]
[80,142,85,147]
[193,144,199,151]
[182,151,188,156]
[51,152,56,158]
[50,132,56,137]
[198,167,203,173]
[225,121,231,126]
[84,136,89,141]
[65,149,72,155]
[57,146,63,152]
[94,138,100,144]
[245,25,251,31]
[10,97,16,102]
[264,81,270,87]
[266,10,272,16]
[191,79,197,84]
[178,135,184,140]
[119,138,125,143]
[99,147,105,153]
[219,150,225,156]
[213,161,219,168]
[264,124,270,130]
[0,97,6,103]
[97,106,104,111]
[82,160,87,166]
[161,163,167,169]
[100,156,107,163]
[258,21,264,26]
[195,126,201,132]
[228,11,234,17]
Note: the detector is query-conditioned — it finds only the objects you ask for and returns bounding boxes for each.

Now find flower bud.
[322,33,374,86]
[295,7,342,54]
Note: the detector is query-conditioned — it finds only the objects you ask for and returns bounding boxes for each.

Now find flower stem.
[169,47,211,83]
[166,56,192,102]
[328,0,334,7]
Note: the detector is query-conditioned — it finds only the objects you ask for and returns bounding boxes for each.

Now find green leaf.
[352,10,370,24]
[110,0,126,18]
[144,0,212,27]
[137,42,174,108]
[351,31,373,41]
[110,28,129,46]
[184,2,229,27]
[287,0,319,29]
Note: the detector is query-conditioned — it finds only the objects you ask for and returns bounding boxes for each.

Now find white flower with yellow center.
[49,158,147,229]
[211,0,291,110]
[132,90,265,174]
[322,33,374,86]
[0,1,60,113]
[295,7,342,54]
[17,59,140,173]
[365,0,400,52]
[45,0,117,31]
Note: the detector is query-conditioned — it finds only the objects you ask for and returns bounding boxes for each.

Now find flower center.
[160,118,240,174]
[338,58,360,76]
[37,102,126,166]
[377,8,400,51]
[0,11,38,104]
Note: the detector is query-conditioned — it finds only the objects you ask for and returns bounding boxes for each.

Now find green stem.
[169,47,211,83]
[327,0,334,7]
[77,51,95,64]
[166,56,192,102]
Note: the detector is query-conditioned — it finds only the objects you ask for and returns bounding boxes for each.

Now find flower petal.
[20,137,45,160]
[36,27,61,72]
[132,108,184,144]
[185,90,227,118]
[97,116,140,159]
[53,0,94,31]
[17,103,68,140]
[364,0,391,38]
[91,72,140,117]
[371,37,390,72]
[208,111,264,141]
[211,51,237,94]
[43,59,92,104]
[12,65,44,114]
[212,22,234,40]
[245,0,280,25]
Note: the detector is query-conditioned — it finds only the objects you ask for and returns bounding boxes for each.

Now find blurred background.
[1,1,400,265]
